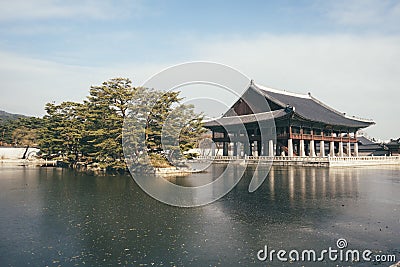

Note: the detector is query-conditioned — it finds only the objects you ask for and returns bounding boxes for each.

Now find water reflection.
[0,165,399,266]
[242,166,361,204]
[269,168,275,201]
[288,167,295,205]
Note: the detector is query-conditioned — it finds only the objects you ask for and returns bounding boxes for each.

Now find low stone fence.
[328,155,400,167]
[196,155,400,167]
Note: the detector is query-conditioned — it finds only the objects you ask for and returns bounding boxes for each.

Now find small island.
[0,78,206,174]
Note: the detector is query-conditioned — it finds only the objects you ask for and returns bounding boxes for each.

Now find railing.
[328,155,400,161]
[284,133,357,142]
[213,155,238,160]
[197,155,328,161]
[195,155,400,164]
[273,156,328,162]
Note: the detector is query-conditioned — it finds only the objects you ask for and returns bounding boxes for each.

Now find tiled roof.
[204,82,374,129]
[255,84,374,128]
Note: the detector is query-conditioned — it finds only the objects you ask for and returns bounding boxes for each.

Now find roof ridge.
[309,94,346,116]
[254,82,311,99]
[251,84,289,108]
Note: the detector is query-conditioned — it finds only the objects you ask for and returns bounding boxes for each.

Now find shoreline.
[0,159,203,175]
[0,158,57,166]
[2,157,399,176]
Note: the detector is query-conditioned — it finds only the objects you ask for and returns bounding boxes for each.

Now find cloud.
[0,50,169,116]
[1,31,399,140]
[316,0,400,33]
[0,0,144,21]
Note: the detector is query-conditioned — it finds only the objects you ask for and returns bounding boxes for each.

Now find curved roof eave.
[252,82,375,128]
[290,112,373,129]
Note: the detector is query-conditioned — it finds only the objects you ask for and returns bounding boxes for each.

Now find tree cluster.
[1,78,205,171]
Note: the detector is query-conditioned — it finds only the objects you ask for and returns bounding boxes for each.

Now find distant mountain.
[0,110,28,123]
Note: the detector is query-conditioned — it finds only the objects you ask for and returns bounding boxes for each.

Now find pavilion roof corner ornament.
[285,104,295,113]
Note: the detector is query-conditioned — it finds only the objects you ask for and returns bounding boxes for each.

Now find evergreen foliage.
[1,78,205,171]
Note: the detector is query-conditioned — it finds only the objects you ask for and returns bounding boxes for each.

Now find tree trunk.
[22,145,29,159]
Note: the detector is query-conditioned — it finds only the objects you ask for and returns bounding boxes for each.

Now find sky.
[0,0,399,140]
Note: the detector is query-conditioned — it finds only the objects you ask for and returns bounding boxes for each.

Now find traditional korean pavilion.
[386,138,400,156]
[204,81,375,157]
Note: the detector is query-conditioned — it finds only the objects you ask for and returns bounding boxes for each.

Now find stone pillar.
[320,140,325,157]
[243,142,249,156]
[260,141,265,156]
[347,142,351,157]
[269,140,274,157]
[288,139,294,157]
[211,142,216,156]
[262,139,268,156]
[299,139,305,157]
[310,140,316,157]
[257,141,262,156]
[338,142,344,157]
[305,142,309,156]
[223,142,228,156]
[354,142,359,157]
[329,141,335,157]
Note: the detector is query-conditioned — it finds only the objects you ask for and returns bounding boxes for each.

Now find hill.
[0,110,28,123]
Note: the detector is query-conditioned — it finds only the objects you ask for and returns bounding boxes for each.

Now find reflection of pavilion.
[205,81,374,158]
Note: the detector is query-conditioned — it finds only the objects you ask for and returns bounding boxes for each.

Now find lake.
[0,164,399,266]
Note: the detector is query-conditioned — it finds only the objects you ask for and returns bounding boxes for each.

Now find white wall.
[0,147,40,159]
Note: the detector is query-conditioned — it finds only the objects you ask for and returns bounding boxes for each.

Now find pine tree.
[35,77,205,172]
[39,102,85,162]
[85,78,137,170]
